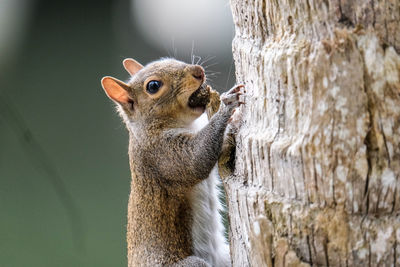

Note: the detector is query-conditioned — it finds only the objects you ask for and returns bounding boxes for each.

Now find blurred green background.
[0,0,234,266]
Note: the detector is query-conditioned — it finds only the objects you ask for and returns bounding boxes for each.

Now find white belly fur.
[189,113,230,267]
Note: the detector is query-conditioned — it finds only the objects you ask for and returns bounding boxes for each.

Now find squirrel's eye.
[146,80,162,94]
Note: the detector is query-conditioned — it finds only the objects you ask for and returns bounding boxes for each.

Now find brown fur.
[102,58,243,266]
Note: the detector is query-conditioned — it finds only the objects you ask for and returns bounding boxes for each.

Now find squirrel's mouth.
[188,83,210,113]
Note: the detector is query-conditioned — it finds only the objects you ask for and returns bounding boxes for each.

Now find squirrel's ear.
[101,76,133,107]
[123,58,144,76]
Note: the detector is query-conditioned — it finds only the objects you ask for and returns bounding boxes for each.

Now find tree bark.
[226,0,400,266]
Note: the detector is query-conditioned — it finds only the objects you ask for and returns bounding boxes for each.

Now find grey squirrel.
[101,58,244,266]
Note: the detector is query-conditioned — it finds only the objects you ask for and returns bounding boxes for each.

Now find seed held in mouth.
[188,84,210,109]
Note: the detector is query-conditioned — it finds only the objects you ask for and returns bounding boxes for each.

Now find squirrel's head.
[101,58,210,129]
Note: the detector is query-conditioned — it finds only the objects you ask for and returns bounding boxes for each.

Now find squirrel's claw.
[221,84,246,108]
[227,84,245,94]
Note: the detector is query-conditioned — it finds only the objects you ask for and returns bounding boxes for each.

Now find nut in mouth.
[188,83,210,112]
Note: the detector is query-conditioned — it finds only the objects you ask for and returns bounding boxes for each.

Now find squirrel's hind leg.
[169,256,210,267]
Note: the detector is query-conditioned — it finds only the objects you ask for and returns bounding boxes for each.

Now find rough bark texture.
[226,0,400,266]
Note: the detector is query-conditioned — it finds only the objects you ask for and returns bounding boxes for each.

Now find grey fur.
[103,58,243,266]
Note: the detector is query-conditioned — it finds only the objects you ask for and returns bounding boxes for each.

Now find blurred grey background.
[0,0,235,266]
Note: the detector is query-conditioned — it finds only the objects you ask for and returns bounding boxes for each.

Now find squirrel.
[101,57,244,267]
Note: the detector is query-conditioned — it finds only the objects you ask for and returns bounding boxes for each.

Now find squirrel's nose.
[192,66,205,81]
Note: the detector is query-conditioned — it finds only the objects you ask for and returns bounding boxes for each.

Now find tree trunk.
[226,0,400,266]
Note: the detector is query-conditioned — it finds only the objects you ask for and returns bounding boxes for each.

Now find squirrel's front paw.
[220,84,245,115]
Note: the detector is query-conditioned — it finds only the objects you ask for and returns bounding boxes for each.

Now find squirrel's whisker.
[191,41,195,64]
[200,55,216,66]
[203,62,219,69]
